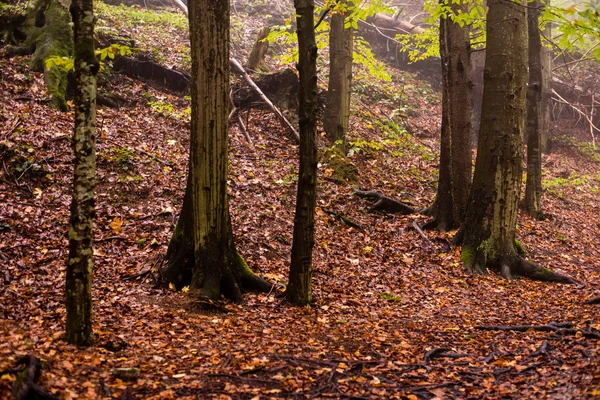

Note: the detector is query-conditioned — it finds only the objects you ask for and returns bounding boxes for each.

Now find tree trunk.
[65,0,99,346]
[458,0,575,284]
[424,3,472,231]
[525,0,543,219]
[6,0,73,110]
[160,175,194,289]
[324,0,353,153]
[164,0,270,301]
[540,19,552,153]
[247,27,271,73]
[286,0,318,306]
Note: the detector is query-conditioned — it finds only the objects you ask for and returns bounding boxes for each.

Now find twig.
[322,208,363,230]
[411,220,431,244]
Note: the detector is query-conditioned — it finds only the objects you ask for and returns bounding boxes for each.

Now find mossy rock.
[320,147,359,185]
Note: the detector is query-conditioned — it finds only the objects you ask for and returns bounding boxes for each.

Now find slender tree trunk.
[65,0,99,346]
[540,20,552,153]
[424,3,472,231]
[286,0,318,306]
[247,27,271,73]
[525,0,543,219]
[458,0,575,284]
[324,0,353,153]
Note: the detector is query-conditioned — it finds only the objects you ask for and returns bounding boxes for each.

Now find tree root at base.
[464,253,579,285]
[5,355,59,400]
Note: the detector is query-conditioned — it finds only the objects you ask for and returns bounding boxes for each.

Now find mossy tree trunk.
[525,0,543,219]
[286,0,318,306]
[65,0,99,346]
[162,0,271,301]
[7,0,74,110]
[324,0,353,153]
[424,2,472,231]
[458,0,575,284]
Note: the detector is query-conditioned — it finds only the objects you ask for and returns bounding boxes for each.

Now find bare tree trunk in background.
[525,0,543,219]
[424,2,472,231]
[324,0,353,153]
[66,0,99,346]
[247,27,271,72]
[286,0,318,306]
[541,18,552,153]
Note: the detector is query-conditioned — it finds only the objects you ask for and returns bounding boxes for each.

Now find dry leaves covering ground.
[1,29,600,400]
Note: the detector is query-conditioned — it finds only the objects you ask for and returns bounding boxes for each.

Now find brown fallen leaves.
[1,39,599,400]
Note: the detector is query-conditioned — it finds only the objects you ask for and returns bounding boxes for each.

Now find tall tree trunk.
[424,3,472,231]
[525,0,543,219]
[286,0,318,306]
[458,0,575,284]
[162,0,271,301]
[324,0,353,153]
[540,19,552,153]
[65,0,98,346]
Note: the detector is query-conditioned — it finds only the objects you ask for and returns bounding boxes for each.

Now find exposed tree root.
[354,190,415,214]
[7,355,59,400]
[161,187,272,300]
[461,244,579,285]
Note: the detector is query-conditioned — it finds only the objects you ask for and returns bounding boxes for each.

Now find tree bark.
[163,0,270,301]
[286,0,318,306]
[247,27,271,73]
[424,2,472,231]
[458,0,575,284]
[65,0,99,346]
[525,0,543,219]
[324,0,353,153]
[540,18,552,153]
[6,0,73,110]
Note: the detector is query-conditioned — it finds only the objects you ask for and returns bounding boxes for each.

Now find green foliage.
[543,173,589,189]
[96,1,187,30]
[396,0,487,63]
[96,43,133,60]
[107,146,135,166]
[379,292,402,302]
[544,3,600,58]
[265,0,391,82]
[45,44,134,75]
[45,56,74,73]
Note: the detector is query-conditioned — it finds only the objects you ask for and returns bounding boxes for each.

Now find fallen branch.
[230,58,300,143]
[475,322,600,339]
[229,90,253,147]
[424,347,476,363]
[322,208,363,230]
[411,220,432,244]
[354,190,415,214]
[585,296,600,305]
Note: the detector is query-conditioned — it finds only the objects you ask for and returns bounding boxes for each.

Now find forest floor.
[1,3,600,400]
